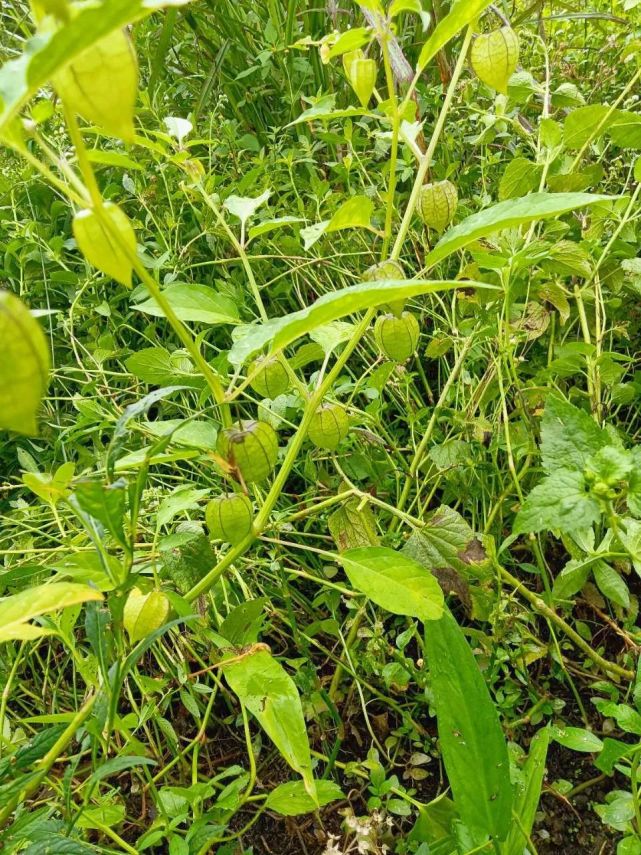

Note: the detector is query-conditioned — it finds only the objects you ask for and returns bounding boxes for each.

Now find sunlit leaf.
[0,291,50,436]
[0,582,103,643]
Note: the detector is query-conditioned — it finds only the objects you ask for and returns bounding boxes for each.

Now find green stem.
[390,25,474,261]
[497,563,633,681]
[185,310,375,601]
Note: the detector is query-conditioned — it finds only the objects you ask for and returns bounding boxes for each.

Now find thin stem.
[390,25,474,261]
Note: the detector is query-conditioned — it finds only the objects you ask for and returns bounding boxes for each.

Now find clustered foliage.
[2,1,641,854]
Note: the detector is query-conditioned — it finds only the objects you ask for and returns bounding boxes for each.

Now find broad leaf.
[417,0,493,73]
[326,195,374,232]
[133,283,239,325]
[506,728,550,855]
[265,779,343,816]
[222,649,316,799]
[424,608,512,842]
[0,291,50,435]
[224,189,271,229]
[426,193,614,270]
[552,726,603,753]
[540,396,609,473]
[0,582,103,643]
[339,546,444,621]
[72,479,127,547]
[513,468,601,535]
[228,278,491,366]
[0,0,192,134]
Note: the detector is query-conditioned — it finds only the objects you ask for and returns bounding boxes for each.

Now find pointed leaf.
[426,193,614,270]
[424,608,512,842]
[339,546,444,621]
[223,649,315,798]
[133,283,239,325]
[417,0,493,72]
[0,582,103,643]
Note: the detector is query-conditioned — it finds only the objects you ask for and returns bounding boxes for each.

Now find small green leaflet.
[265,779,343,816]
[0,291,50,436]
[339,546,444,621]
[222,648,316,800]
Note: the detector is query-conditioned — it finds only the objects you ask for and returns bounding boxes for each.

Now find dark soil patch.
[534,741,617,855]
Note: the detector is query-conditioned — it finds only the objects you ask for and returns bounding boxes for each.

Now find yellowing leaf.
[0,582,103,643]
[73,202,136,287]
[123,587,170,644]
[0,291,50,436]
[223,648,316,800]
[55,29,137,140]
[470,27,519,95]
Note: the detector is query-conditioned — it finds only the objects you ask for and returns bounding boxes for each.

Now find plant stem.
[390,25,473,261]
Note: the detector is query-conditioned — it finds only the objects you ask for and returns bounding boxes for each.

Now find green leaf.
[125,347,203,387]
[0,582,103,643]
[498,158,543,201]
[264,779,343,816]
[72,480,127,547]
[159,531,216,594]
[248,216,304,241]
[553,557,592,601]
[133,283,239,325]
[563,104,613,149]
[514,468,601,535]
[224,189,271,230]
[417,0,493,73]
[339,546,444,621]
[0,291,50,436]
[540,396,609,473]
[506,728,549,855]
[222,649,315,799]
[594,561,630,608]
[0,0,192,134]
[426,193,614,270]
[326,195,374,232]
[157,485,209,528]
[88,755,156,785]
[402,505,488,578]
[552,726,603,753]
[328,498,379,552]
[424,608,512,842]
[228,278,491,366]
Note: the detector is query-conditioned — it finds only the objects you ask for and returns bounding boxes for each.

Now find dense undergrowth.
[2,1,641,853]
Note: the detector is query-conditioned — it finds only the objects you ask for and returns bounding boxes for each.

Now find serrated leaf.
[0,291,50,436]
[328,497,379,552]
[73,202,136,287]
[55,29,137,141]
[222,649,315,799]
[514,468,601,535]
[339,546,444,621]
[403,505,488,578]
[0,582,102,643]
[498,158,542,201]
[540,396,609,473]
